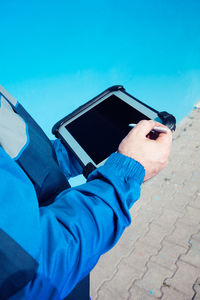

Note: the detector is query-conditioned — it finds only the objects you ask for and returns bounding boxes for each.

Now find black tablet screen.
[65,95,150,164]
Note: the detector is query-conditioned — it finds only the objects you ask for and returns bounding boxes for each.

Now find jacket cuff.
[105,153,145,185]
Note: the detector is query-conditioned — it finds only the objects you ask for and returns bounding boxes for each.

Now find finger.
[156,130,172,146]
[133,120,157,137]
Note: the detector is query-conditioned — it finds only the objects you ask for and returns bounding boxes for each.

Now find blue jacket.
[0,139,145,300]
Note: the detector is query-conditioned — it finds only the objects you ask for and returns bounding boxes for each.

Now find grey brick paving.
[193,230,200,242]
[134,261,173,298]
[139,223,174,250]
[161,287,191,300]
[128,285,158,299]
[150,240,186,272]
[166,221,198,248]
[95,263,142,300]
[91,104,200,299]
[164,260,200,298]
[181,238,200,268]
[122,241,158,272]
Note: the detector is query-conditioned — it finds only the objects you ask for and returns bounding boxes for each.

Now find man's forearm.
[37,153,145,298]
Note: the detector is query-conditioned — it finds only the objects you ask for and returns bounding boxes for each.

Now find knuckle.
[160,156,168,165]
[159,154,168,165]
[138,119,151,126]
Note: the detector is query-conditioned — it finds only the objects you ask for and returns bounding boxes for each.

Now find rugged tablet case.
[52,85,176,178]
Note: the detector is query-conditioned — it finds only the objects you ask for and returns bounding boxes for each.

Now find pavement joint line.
[94,246,139,299]
[192,277,200,300]
[192,229,200,242]
[126,222,167,299]
[161,228,200,298]
[126,255,157,300]
[177,201,200,227]
[153,209,185,230]
[179,258,200,270]
[167,200,189,215]
[94,260,127,300]
[94,234,142,300]
[94,271,116,300]
[176,195,198,228]
[162,284,196,300]
[163,215,186,244]
[162,237,190,249]
[95,219,164,299]
[179,228,200,269]
[159,213,196,297]
[135,218,153,243]
[150,214,185,257]
[128,225,151,249]
[188,203,200,211]
[152,222,183,298]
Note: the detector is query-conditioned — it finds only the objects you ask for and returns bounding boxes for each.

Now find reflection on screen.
[65,95,150,164]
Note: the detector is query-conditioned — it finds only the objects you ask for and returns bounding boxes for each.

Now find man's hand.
[118,120,172,181]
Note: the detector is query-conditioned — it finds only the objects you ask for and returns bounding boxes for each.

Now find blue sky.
[0,0,200,137]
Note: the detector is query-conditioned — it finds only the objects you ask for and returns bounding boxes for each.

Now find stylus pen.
[128,123,169,133]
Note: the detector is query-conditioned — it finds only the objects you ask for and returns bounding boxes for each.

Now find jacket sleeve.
[5,149,144,300]
[52,139,83,180]
[38,153,144,299]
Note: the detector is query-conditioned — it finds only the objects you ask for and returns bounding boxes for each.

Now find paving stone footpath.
[91,103,200,300]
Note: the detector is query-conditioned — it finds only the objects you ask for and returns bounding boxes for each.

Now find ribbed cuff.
[105,153,145,184]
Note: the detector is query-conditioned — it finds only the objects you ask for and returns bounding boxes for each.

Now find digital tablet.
[52,85,176,177]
